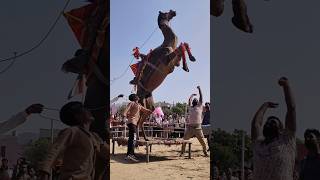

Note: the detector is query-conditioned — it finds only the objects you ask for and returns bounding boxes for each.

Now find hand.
[25,104,44,115]
[264,102,279,108]
[278,77,289,87]
[118,94,124,98]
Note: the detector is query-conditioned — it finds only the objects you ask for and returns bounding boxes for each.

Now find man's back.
[40,126,101,180]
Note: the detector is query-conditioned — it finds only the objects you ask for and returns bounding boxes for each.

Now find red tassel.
[180,43,186,63]
[184,43,192,56]
[133,47,140,59]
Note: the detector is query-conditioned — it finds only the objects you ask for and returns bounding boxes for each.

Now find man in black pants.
[123,94,152,162]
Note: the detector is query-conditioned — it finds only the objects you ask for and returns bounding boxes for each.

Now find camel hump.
[152,46,174,57]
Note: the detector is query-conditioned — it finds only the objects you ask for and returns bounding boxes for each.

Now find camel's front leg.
[211,0,225,17]
[164,47,189,72]
[232,0,253,33]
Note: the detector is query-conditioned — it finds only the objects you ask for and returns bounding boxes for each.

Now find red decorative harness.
[64,2,108,99]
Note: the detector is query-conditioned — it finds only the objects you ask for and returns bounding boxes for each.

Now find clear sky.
[110,0,210,104]
[0,0,87,134]
[212,0,320,138]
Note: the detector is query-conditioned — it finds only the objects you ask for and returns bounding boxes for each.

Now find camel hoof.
[189,56,196,62]
[211,7,224,17]
[183,66,189,72]
[231,16,253,33]
[129,79,138,85]
[211,0,225,17]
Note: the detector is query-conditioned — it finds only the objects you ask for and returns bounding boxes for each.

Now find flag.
[63,3,97,47]
[130,63,139,77]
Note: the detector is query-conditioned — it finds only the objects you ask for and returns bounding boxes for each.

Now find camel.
[133,10,196,140]
[211,0,253,33]
[61,0,109,179]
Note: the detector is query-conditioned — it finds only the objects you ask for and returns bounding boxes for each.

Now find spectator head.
[304,129,320,153]
[226,168,233,178]
[17,157,25,165]
[204,104,210,112]
[19,163,28,174]
[27,166,35,176]
[60,101,94,126]
[128,94,139,102]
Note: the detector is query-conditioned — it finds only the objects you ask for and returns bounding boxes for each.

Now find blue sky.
[110,0,210,104]
[0,0,86,134]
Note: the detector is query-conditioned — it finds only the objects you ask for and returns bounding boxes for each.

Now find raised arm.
[278,77,296,134]
[188,94,197,106]
[0,104,43,135]
[140,105,153,115]
[197,86,203,104]
[251,102,278,141]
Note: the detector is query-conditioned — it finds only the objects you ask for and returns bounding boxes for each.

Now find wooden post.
[146,143,150,163]
[112,139,115,155]
[188,143,191,159]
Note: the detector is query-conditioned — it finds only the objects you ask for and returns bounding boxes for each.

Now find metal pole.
[51,119,54,144]
[184,103,188,131]
[50,119,54,180]
[241,131,245,180]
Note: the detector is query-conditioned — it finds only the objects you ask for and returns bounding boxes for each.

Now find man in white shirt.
[251,77,296,180]
[0,104,44,135]
[180,86,208,157]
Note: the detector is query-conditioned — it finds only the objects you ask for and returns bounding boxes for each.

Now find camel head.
[158,10,176,28]
[61,49,89,74]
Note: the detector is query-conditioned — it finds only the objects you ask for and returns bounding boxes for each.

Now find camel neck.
[160,22,177,49]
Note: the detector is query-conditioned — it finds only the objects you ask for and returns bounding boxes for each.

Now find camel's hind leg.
[137,95,155,141]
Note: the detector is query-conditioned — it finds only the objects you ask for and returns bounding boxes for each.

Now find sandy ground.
[110,138,210,180]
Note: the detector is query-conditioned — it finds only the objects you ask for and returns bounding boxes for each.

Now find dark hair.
[129,94,138,101]
[60,101,84,126]
[304,129,320,139]
[267,116,283,129]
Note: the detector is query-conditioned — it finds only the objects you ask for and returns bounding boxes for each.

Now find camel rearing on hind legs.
[133,10,196,141]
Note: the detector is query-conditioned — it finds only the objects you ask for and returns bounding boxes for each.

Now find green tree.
[117,104,128,116]
[23,138,51,168]
[171,103,187,116]
[211,129,253,172]
[162,106,172,116]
